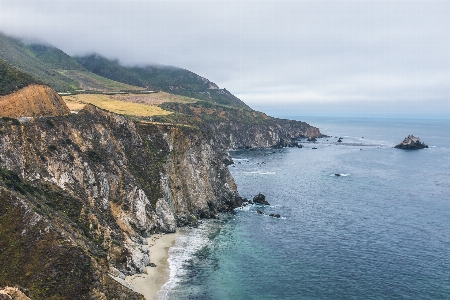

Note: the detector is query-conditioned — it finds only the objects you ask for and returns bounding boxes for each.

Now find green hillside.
[0,33,82,91]
[0,58,40,96]
[0,33,144,92]
[0,33,250,108]
[75,54,251,109]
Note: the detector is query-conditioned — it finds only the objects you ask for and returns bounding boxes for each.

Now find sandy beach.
[126,231,180,300]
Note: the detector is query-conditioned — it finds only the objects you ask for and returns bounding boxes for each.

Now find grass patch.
[59,70,143,92]
[0,168,36,195]
[45,119,55,128]
[1,117,20,126]
[47,145,57,152]
[87,150,102,163]
[63,94,173,117]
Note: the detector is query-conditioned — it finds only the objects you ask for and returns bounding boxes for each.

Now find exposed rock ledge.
[0,287,31,300]
[394,135,428,150]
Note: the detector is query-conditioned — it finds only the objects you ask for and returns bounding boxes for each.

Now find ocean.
[160,117,450,300]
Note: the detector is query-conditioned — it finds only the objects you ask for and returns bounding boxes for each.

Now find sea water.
[161,117,450,300]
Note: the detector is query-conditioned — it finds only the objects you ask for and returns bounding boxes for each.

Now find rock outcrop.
[0,104,242,299]
[0,84,70,118]
[0,287,31,300]
[156,102,323,149]
[253,193,270,205]
[394,135,428,149]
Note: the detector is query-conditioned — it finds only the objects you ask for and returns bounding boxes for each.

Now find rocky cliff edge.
[0,104,242,299]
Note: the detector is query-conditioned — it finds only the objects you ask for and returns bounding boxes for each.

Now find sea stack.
[253,193,270,205]
[394,135,428,150]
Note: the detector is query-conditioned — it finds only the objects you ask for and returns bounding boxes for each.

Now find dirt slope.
[0,84,70,117]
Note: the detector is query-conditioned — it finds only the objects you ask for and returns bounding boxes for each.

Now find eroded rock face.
[394,135,428,149]
[157,102,323,149]
[0,287,31,300]
[0,84,70,117]
[0,104,241,282]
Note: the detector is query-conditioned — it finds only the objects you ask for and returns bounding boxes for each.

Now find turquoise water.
[161,117,450,300]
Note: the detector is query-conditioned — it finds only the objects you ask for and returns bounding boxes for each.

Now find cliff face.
[156,102,323,149]
[0,105,241,299]
[208,117,322,149]
[0,84,70,118]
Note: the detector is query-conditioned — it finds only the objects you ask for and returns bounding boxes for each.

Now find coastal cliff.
[0,37,321,299]
[155,102,323,149]
[0,105,242,299]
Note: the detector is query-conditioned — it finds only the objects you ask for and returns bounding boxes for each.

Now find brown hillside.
[0,84,70,118]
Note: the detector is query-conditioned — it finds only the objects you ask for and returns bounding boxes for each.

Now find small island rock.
[395,135,428,150]
[253,193,270,205]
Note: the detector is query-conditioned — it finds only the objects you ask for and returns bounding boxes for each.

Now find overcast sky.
[1,0,449,118]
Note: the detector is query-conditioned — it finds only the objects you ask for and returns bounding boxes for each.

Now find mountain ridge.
[0,33,144,92]
[74,53,251,109]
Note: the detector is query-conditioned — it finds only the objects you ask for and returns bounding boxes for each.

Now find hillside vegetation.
[0,58,40,95]
[0,33,81,91]
[63,93,172,117]
[60,70,144,92]
[0,32,322,148]
[75,54,251,109]
[0,33,144,92]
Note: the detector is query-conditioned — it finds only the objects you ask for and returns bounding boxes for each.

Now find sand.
[125,231,180,300]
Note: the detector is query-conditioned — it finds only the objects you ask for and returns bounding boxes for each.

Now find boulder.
[307,137,317,142]
[394,135,428,150]
[257,209,264,215]
[222,157,234,166]
[253,193,270,205]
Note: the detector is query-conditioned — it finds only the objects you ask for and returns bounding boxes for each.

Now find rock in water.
[253,193,270,205]
[395,135,428,150]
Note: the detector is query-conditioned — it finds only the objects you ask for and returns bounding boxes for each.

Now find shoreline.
[125,230,180,300]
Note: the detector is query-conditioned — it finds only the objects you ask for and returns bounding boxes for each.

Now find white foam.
[235,205,251,211]
[330,173,351,177]
[158,223,212,299]
[243,171,276,175]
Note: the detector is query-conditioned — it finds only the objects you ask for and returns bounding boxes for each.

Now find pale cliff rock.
[0,287,31,300]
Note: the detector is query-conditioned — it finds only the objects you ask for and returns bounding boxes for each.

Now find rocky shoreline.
[0,105,245,299]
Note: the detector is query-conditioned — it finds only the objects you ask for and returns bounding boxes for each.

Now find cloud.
[0,0,449,117]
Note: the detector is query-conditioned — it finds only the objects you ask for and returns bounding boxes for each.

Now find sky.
[1,0,449,118]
